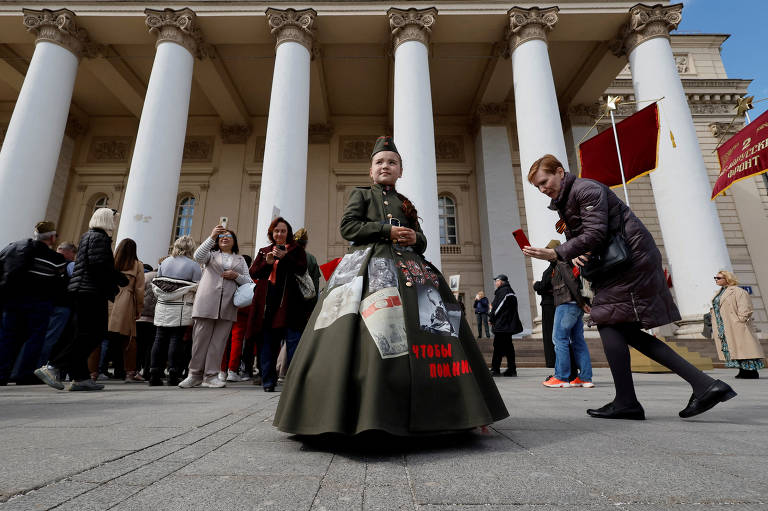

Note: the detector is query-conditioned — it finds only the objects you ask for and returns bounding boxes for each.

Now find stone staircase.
[476,335,768,370]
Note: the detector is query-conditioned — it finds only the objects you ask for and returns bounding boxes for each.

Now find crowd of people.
[0,210,321,392]
[0,141,764,431]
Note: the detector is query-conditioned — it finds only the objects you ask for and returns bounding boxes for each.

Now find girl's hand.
[265,252,275,265]
[572,253,591,267]
[391,226,417,246]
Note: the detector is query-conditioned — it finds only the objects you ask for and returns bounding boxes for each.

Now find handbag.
[295,270,316,300]
[233,282,256,308]
[580,213,631,281]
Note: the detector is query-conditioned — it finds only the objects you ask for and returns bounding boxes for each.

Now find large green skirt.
[273,241,509,436]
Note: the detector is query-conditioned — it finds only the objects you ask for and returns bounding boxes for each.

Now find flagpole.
[608,109,630,206]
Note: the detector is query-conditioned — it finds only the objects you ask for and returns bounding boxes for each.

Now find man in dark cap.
[0,221,67,385]
[488,274,523,377]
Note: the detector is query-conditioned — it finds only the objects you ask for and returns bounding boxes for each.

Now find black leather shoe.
[679,380,737,418]
[490,370,501,377]
[502,370,517,377]
[264,386,275,393]
[587,402,645,420]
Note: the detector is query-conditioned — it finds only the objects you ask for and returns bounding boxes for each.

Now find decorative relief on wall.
[254,136,266,162]
[675,54,693,74]
[339,136,376,162]
[435,136,465,162]
[88,137,133,162]
[183,136,214,162]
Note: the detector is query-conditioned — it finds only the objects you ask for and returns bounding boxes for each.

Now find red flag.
[579,103,660,188]
[713,109,768,199]
[319,257,342,281]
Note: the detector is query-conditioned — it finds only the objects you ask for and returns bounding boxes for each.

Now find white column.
[388,8,441,269]
[116,8,200,264]
[254,9,316,250]
[508,7,566,281]
[620,4,730,332]
[475,120,532,332]
[0,9,88,246]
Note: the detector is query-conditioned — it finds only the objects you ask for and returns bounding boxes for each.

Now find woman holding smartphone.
[178,224,252,388]
[246,217,307,392]
[523,154,735,420]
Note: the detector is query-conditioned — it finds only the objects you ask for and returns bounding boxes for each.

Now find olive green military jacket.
[340,184,427,256]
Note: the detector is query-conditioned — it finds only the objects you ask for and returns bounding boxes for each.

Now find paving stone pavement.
[0,368,765,510]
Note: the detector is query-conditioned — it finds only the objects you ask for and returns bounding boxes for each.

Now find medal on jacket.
[555,219,566,234]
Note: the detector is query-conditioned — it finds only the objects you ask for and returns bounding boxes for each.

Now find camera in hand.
[276,244,286,259]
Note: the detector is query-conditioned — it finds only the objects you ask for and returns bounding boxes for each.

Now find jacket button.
[405,282,412,287]
[384,201,389,206]
[387,213,392,218]
[396,252,402,256]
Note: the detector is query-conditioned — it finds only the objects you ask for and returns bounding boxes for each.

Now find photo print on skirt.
[360,287,408,359]
[327,247,371,290]
[368,257,398,292]
[417,284,458,337]
[314,276,363,330]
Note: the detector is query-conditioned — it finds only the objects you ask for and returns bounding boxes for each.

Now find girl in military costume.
[274,136,508,435]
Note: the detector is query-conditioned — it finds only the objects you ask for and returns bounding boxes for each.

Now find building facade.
[1,1,766,339]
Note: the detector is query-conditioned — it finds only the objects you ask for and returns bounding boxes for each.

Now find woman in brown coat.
[178,224,252,389]
[712,270,765,378]
[523,154,736,420]
[107,238,145,383]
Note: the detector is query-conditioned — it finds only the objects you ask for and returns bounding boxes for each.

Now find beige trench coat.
[108,260,145,337]
[710,285,766,361]
[191,244,250,322]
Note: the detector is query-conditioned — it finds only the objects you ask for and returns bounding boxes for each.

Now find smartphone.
[512,229,531,251]
[277,245,286,251]
[219,216,228,229]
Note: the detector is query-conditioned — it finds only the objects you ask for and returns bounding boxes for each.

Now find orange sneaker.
[542,376,571,388]
[570,378,595,388]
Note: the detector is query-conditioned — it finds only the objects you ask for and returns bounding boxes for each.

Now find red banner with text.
[713,109,768,199]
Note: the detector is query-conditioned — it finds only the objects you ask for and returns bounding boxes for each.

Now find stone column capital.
[265,8,317,52]
[387,7,438,51]
[506,6,559,52]
[22,8,96,58]
[145,8,206,59]
[612,3,683,57]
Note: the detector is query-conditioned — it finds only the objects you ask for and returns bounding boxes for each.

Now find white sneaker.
[226,370,244,382]
[218,371,226,381]
[201,375,226,388]
[96,373,110,381]
[178,375,203,388]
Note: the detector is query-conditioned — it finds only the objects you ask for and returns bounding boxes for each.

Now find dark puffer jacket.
[68,228,124,301]
[551,172,679,328]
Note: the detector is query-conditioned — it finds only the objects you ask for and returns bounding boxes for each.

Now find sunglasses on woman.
[218,234,233,239]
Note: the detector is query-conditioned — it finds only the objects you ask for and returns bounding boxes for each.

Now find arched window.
[173,195,196,239]
[92,194,109,212]
[438,195,458,246]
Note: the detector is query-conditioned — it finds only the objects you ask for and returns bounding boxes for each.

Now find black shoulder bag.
[580,212,631,282]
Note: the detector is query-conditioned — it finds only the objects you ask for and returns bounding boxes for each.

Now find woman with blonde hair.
[149,235,201,386]
[36,208,128,391]
[712,270,765,379]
